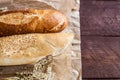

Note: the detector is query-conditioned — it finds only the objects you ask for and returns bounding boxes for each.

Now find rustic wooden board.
[81,0,120,36]
[82,36,120,78]
[83,78,120,80]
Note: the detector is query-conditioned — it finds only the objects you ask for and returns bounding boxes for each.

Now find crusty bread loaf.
[0,33,74,66]
[0,9,67,37]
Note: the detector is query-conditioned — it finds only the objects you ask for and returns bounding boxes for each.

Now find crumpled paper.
[39,1,81,80]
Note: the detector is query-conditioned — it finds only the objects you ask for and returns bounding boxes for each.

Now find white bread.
[0,9,67,37]
[0,33,74,66]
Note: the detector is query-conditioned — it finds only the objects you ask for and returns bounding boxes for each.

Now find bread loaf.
[0,33,74,66]
[0,9,67,36]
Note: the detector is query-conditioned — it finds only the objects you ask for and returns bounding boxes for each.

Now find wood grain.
[82,36,120,79]
[81,0,120,36]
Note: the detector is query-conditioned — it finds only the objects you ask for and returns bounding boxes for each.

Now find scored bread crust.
[0,33,74,66]
[0,9,67,37]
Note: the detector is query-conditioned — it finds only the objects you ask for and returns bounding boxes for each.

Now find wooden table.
[81,0,120,79]
[82,36,120,80]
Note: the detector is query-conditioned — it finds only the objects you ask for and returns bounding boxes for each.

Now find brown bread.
[0,9,67,36]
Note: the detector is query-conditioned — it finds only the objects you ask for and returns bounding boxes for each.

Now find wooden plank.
[83,78,119,80]
[82,36,120,78]
[81,0,120,36]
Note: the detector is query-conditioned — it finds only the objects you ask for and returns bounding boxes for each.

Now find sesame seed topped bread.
[0,33,74,66]
[0,9,67,37]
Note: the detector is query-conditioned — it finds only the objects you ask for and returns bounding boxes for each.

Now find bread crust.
[0,33,74,66]
[0,9,67,37]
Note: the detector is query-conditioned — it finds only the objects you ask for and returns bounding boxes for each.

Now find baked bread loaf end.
[0,33,74,66]
[0,9,67,36]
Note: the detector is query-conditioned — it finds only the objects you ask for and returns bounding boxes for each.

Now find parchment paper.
[38,1,81,80]
[0,0,81,80]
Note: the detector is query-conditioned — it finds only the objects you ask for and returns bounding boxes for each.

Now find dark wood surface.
[81,0,120,79]
[82,36,120,79]
[81,0,120,36]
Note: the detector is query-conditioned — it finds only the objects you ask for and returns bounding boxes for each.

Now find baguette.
[0,9,67,36]
[0,33,74,66]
